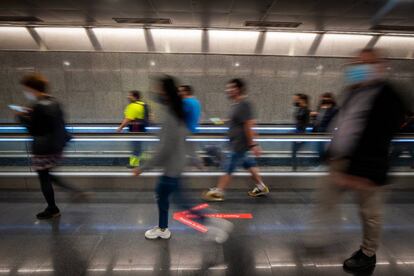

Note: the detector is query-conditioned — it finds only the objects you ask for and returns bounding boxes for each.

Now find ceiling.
[0,0,414,32]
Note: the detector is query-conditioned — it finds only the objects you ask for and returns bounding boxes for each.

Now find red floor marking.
[179,203,210,216]
[205,213,253,219]
[191,203,209,211]
[183,213,253,219]
[175,216,208,233]
[173,204,253,233]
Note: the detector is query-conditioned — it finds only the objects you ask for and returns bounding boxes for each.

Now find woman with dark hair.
[133,75,194,239]
[311,92,338,161]
[16,73,86,219]
[312,92,338,133]
[134,75,232,241]
[291,93,310,171]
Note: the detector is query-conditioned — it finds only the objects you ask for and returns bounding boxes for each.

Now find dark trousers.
[313,128,328,163]
[292,142,306,170]
[292,129,307,170]
[156,175,204,229]
[131,141,142,157]
[37,169,80,210]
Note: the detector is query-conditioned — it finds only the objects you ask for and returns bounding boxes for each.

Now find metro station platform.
[1,188,414,276]
[1,131,413,275]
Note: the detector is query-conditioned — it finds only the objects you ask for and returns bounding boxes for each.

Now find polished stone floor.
[1,189,414,275]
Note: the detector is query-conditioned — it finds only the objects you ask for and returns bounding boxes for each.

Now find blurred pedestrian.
[307,48,406,273]
[178,85,203,168]
[16,73,86,219]
[202,78,269,202]
[117,90,150,168]
[178,85,201,134]
[134,76,232,242]
[311,92,338,161]
[292,93,310,170]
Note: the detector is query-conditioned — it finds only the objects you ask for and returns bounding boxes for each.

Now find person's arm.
[117,104,134,133]
[244,119,256,147]
[244,119,261,157]
[134,116,178,176]
[16,106,35,133]
[117,118,131,133]
[242,102,261,156]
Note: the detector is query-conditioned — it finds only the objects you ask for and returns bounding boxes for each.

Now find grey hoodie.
[141,110,189,177]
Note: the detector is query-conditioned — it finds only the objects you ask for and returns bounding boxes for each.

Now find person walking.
[133,76,232,242]
[16,73,86,219]
[307,48,406,273]
[117,90,150,168]
[202,78,269,202]
[291,93,310,171]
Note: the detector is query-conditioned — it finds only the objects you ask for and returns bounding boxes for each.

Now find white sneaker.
[145,227,171,240]
[205,218,234,244]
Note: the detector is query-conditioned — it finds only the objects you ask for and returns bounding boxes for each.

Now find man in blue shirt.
[179,85,203,168]
[179,85,201,133]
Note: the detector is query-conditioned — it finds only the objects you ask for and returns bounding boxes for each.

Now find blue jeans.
[222,151,257,175]
[131,141,142,157]
[156,175,204,229]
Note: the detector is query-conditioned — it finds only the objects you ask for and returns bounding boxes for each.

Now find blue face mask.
[344,64,375,86]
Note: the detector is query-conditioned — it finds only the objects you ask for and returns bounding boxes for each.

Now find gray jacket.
[141,111,189,177]
[328,81,405,185]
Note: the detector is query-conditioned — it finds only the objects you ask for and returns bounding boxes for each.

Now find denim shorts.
[222,151,257,174]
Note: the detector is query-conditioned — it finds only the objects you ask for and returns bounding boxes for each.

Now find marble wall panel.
[93,90,125,123]
[64,91,96,123]
[0,88,13,123]
[63,70,96,93]
[93,71,123,92]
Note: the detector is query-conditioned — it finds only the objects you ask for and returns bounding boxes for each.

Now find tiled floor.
[1,189,414,275]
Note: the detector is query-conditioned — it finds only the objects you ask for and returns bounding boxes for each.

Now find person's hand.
[116,127,123,133]
[251,145,262,157]
[133,167,142,176]
[310,111,318,116]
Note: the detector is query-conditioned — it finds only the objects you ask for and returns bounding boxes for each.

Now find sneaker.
[343,249,376,272]
[248,185,270,197]
[205,218,234,244]
[202,189,224,202]
[36,207,61,220]
[145,227,171,240]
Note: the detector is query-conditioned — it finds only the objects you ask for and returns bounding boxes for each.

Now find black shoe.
[343,249,376,272]
[36,207,61,220]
